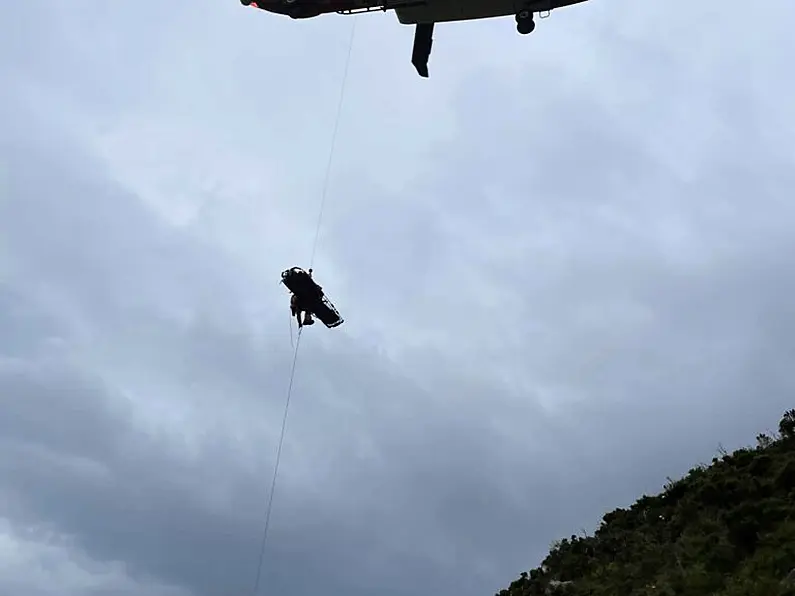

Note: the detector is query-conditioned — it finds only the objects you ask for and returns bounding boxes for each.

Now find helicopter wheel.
[516,13,535,34]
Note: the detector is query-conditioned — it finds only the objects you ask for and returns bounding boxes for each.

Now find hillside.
[497,409,795,596]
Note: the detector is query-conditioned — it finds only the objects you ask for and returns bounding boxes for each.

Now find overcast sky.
[2,1,795,595]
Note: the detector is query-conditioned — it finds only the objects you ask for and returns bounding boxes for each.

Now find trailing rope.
[249,16,357,596]
[250,326,302,596]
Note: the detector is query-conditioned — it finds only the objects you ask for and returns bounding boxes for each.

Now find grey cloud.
[0,517,190,596]
[3,1,795,596]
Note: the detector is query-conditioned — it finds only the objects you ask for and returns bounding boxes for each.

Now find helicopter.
[239,0,590,77]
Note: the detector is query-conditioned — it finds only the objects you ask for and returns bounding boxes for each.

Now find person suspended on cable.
[280,266,344,329]
[288,268,314,327]
[290,292,314,327]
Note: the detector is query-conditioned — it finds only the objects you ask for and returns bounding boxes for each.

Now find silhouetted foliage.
[497,409,795,596]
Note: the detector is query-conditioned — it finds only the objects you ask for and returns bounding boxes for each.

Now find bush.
[497,409,795,596]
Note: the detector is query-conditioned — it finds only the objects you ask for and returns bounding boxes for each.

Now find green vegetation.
[498,409,795,596]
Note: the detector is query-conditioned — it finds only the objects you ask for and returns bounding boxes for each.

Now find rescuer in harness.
[290,269,315,327]
[280,266,344,329]
[289,268,314,327]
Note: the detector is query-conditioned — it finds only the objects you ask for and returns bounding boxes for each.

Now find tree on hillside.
[496,408,795,596]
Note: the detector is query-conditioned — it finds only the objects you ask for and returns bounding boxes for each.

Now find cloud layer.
[2,1,795,595]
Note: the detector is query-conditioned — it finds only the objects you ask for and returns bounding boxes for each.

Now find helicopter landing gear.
[516,10,536,34]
